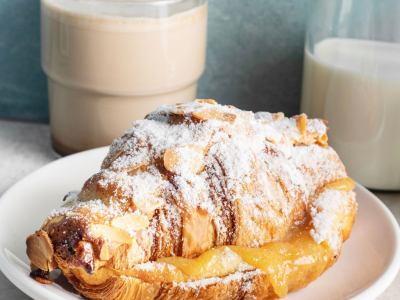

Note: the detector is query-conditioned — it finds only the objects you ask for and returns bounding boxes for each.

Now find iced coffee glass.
[41,0,208,155]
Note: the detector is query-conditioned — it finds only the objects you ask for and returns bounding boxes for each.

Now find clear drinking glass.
[301,0,400,190]
[41,0,208,155]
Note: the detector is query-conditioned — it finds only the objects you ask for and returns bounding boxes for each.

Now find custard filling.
[73,178,355,298]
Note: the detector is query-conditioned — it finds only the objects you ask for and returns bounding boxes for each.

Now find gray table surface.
[0,119,399,300]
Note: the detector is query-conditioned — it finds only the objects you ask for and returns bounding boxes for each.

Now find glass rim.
[66,0,196,4]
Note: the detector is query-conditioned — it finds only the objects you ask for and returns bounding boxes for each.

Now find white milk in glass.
[301,38,400,190]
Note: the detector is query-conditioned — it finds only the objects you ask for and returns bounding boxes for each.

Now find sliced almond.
[195,99,217,105]
[135,199,164,214]
[170,105,188,116]
[90,224,135,244]
[128,239,142,262]
[124,162,146,175]
[293,114,307,135]
[99,240,110,261]
[111,211,150,231]
[182,208,214,258]
[192,109,236,124]
[271,112,284,122]
[26,230,54,271]
[110,159,148,173]
[42,215,65,230]
[127,163,149,176]
[101,143,127,169]
[66,212,79,217]
[164,148,179,173]
[164,144,205,174]
[317,134,329,147]
[320,134,328,142]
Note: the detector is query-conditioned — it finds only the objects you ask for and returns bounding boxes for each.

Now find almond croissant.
[26,100,356,300]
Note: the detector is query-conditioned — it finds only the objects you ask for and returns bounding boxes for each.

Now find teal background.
[0,0,308,123]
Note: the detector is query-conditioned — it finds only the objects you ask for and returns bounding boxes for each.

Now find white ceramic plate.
[0,147,399,300]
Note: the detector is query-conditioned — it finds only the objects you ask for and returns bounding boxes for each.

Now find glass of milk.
[41,0,208,155]
[301,0,400,190]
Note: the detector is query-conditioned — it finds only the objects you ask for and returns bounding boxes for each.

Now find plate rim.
[0,146,399,300]
[350,182,400,300]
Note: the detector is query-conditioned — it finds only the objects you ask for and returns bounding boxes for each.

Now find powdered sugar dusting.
[307,119,327,136]
[294,255,316,265]
[172,269,264,290]
[310,190,356,248]
[48,101,351,258]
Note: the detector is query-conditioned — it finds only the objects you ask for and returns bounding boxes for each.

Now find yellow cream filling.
[74,178,355,298]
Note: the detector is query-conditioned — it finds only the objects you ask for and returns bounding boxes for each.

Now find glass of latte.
[41,0,208,155]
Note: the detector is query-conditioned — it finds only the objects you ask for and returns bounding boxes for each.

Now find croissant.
[26,100,356,300]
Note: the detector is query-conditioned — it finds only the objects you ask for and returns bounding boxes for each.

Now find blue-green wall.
[0,0,308,123]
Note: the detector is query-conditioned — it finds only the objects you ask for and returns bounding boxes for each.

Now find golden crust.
[59,261,275,300]
[26,100,356,300]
